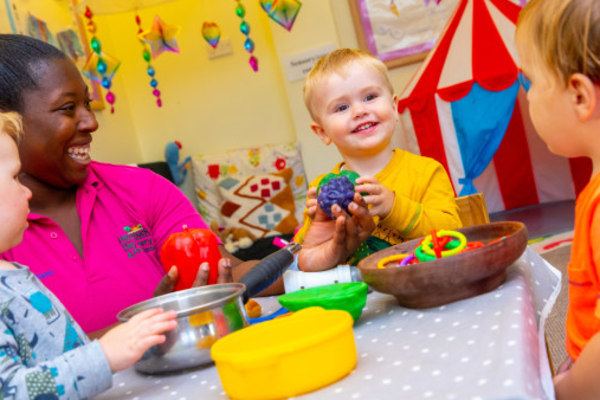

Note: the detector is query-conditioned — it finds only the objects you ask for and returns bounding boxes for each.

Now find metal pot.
[117,243,300,374]
[118,283,247,373]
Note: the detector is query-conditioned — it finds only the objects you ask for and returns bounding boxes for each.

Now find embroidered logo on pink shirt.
[118,224,155,258]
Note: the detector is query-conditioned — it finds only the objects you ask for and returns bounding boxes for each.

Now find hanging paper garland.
[202,22,221,49]
[135,14,162,107]
[234,0,258,72]
[82,6,120,113]
[259,0,302,31]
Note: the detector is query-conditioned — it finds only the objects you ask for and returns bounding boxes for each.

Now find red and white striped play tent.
[397,0,591,213]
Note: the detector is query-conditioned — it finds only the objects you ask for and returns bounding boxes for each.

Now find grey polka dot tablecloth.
[96,247,561,400]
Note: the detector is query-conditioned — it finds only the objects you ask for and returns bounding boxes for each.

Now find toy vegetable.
[160,225,221,290]
[317,170,360,218]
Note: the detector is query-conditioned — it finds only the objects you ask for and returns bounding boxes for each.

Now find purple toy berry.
[317,176,356,218]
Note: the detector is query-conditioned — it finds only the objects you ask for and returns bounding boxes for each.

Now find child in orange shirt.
[516,0,600,398]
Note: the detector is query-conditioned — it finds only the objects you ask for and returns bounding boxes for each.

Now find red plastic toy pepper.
[160,225,221,291]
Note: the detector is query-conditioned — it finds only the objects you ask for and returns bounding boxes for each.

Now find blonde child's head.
[516,0,600,87]
[0,111,30,253]
[0,111,22,143]
[516,0,600,171]
[304,48,394,122]
[302,48,398,164]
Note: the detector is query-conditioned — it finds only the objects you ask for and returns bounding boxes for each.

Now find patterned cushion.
[217,168,298,238]
[191,142,308,228]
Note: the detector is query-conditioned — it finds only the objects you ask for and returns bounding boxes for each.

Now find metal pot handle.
[239,243,301,302]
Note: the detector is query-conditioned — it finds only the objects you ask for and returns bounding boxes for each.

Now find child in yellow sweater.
[295,49,461,271]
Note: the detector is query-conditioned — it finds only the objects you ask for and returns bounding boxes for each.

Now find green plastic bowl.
[278,282,368,322]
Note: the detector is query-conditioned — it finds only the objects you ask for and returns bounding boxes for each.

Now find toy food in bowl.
[278,282,368,322]
[357,221,528,308]
[211,307,356,400]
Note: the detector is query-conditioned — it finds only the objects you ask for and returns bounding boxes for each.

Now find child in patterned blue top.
[0,111,178,399]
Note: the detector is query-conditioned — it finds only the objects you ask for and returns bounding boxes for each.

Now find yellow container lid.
[211,307,356,399]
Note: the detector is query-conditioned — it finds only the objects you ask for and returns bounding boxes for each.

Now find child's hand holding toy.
[354,175,395,219]
[298,192,375,271]
[305,187,319,220]
[313,171,394,220]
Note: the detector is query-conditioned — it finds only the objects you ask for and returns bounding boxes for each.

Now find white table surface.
[96,247,561,400]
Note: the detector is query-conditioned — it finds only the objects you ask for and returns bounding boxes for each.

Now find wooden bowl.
[357,221,528,308]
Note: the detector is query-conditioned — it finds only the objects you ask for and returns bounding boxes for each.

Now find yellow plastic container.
[211,307,356,400]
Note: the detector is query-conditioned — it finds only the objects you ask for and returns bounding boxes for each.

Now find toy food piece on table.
[317,170,360,218]
[211,307,356,400]
[160,225,221,290]
[278,282,368,322]
[244,298,262,318]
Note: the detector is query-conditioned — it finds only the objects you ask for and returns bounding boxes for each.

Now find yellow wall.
[272,0,423,180]
[2,0,424,182]
[89,0,297,166]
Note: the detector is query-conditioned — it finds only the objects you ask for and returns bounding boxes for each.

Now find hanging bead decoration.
[234,0,258,72]
[82,6,121,113]
[136,14,162,108]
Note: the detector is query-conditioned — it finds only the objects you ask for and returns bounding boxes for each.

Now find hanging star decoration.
[259,0,302,31]
[82,6,120,113]
[139,15,181,59]
[135,14,162,108]
[202,22,221,49]
[234,0,258,72]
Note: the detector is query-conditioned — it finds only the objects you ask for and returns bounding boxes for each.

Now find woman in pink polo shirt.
[0,34,374,337]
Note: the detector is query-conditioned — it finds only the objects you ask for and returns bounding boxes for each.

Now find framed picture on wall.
[1,0,104,110]
[348,0,460,68]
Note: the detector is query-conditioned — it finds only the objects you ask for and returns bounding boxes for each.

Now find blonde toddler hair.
[516,0,600,86]
[303,48,394,121]
[0,112,23,143]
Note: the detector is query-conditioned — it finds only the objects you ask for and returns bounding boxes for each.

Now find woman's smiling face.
[18,57,98,188]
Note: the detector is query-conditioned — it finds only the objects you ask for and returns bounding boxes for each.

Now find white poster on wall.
[284,44,337,82]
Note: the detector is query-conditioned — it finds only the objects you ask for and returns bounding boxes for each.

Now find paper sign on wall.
[284,44,336,82]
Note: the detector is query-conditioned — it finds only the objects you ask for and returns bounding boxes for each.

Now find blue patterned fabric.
[0,263,112,399]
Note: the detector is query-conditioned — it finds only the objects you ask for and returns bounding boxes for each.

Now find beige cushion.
[217,168,298,238]
[191,141,307,229]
